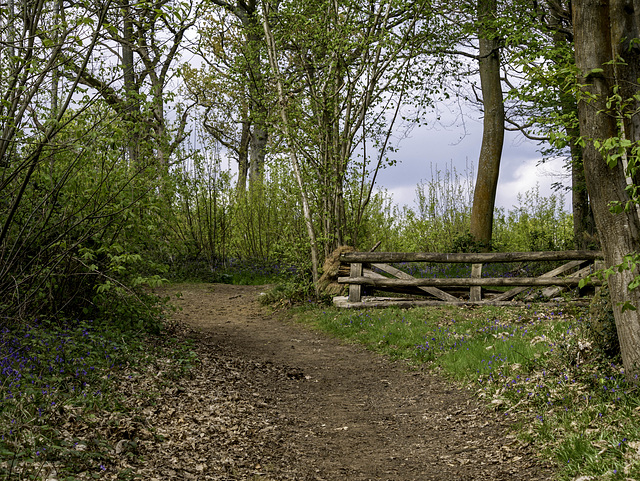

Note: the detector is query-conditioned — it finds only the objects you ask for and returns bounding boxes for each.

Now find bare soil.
[141,283,555,480]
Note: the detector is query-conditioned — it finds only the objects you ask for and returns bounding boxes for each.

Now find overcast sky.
[375,113,571,213]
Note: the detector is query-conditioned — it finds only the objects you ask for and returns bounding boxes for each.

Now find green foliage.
[163,153,309,277]
[0,103,171,324]
[449,232,486,253]
[493,184,572,252]
[259,272,318,307]
[396,162,474,252]
[344,185,400,250]
[381,163,572,254]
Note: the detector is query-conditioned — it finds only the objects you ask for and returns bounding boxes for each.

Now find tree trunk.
[547,2,596,249]
[610,0,640,149]
[237,120,250,192]
[573,0,640,380]
[241,6,268,188]
[249,118,267,185]
[210,0,269,190]
[469,0,504,249]
[262,4,320,294]
[121,0,140,164]
[569,137,596,249]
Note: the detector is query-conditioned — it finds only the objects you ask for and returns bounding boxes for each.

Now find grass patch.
[293,303,640,480]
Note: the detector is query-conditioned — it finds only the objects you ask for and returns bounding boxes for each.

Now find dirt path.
[145,283,554,480]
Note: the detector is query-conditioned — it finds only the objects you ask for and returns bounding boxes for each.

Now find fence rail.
[339,250,603,264]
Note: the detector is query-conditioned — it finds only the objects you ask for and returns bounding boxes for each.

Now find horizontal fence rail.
[340,250,603,264]
[338,276,602,287]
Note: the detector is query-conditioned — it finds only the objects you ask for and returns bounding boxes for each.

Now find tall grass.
[494,184,573,252]
[398,161,475,252]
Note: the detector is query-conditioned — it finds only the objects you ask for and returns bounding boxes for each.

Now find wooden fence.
[335,250,604,308]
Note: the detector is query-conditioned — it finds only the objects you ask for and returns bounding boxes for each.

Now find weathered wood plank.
[338,276,602,287]
[363,268,387,280]
[490,260,587,302]
[340,250,603,264]
[332,296,526,308]
[332,296,591,309]
[470,263,482,302]
[537,265,594,299]
[348,263,363,302]
[371,262,460,302]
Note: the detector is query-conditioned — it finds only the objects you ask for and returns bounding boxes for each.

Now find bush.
[448,232,485,253]
[259,270,320,306]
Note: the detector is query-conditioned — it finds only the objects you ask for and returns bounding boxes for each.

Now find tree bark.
[208,0,269,189]
[120,0,142,164]
[546,1,596,248]
[570,137,596,249]
[237,2,268,188]
[573,0,640,380]
[469,0,505,249]
[237,119,250,192]
[610,0,640,149]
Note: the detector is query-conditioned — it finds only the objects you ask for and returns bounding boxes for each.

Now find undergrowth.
[294,303,640,480]
[0,303,196,480]
[166,257,297,286]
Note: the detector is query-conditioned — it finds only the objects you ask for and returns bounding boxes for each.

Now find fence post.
[470,263,482,301]
[594,260,604,295]
[349,262,363,303]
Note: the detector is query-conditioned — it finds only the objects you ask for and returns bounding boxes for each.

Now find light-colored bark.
[261,4,320,293]
[236,4,268,187]
[206,1,269,190]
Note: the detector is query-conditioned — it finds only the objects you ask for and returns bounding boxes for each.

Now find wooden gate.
[335,250,604,308]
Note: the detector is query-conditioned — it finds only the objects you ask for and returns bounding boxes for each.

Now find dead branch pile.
[318,246,355,296]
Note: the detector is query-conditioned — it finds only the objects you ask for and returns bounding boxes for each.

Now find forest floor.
[133,283,556,480]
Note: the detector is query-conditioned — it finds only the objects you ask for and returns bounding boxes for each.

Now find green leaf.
[621,301,637,312]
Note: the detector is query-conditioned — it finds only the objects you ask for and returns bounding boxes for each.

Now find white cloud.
[385,184,417,209]
[383,156,569,212]
[376,118,572,212]
[496,156,569,210]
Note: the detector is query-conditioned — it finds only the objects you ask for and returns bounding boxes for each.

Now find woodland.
[2,0,640,478]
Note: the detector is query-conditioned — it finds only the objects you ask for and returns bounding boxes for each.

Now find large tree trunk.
[249,116,267,185]
[469,0,505,249]
[547,2,596,249]
[610,1,640,150]
[573,0,640,380]
[236,119,250,192]
[570,140,596,249]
